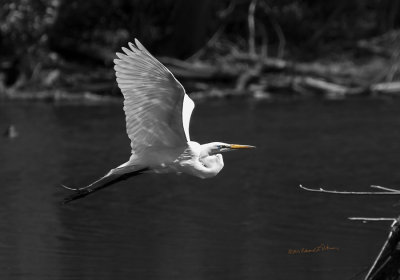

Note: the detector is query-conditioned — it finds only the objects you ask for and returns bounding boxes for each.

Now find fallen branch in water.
[361,217,400,280]
[5,54,400,101]
[299,184,400,195]
[348,217,397,222]
[348,217,400,280]
[370,185,400,192]
[301,182,400,280]
[160,52,400,100]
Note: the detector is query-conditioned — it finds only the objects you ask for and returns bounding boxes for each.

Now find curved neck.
[182,142,225,179]
[197,155,224,178]
[199,142,218,158]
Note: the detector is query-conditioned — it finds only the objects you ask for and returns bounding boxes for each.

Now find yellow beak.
[230,144,256,149]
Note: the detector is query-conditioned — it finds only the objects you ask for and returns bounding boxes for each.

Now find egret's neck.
[199,142,217,158]
[178,141,225,179]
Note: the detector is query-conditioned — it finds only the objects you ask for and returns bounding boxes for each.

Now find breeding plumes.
[63,39,254,203]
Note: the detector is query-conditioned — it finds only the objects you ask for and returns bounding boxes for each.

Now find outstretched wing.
[114,39,195,156]
[62,166,148,204]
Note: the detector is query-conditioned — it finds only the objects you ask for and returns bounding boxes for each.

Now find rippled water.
[1,98,400,279]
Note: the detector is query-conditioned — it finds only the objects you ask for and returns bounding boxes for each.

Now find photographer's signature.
[288,243,339,255]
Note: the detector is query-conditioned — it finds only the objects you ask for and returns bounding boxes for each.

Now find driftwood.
[299,184,400,195]
[161,52,400,99]
[371,81,400,95]
[3,46,400,100]
[300,184,400,279]
[292,77,367,96]
[162,36,400,98]
[232,54,359,80]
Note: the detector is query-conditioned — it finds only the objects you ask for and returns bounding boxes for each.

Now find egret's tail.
[62,166,148,204]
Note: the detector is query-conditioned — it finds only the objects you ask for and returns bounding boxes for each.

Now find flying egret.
[63,39,255,203]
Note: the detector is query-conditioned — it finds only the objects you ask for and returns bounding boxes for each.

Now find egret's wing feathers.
[114,39,195,155]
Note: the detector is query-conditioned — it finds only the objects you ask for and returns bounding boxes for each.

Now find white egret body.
[63,39,254,203]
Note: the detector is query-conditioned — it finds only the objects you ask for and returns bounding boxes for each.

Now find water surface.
[1,98,400,279]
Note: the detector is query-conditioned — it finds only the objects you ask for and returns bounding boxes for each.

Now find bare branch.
[370,185,400,192]
[299,184,400,195]
[348,217,397,222]
[365,217,400,279]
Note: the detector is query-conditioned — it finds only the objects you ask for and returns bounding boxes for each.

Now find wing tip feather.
[128,41,137,52]
[134,38,149,54]
[122,47,134,56]
[115,52,127,59]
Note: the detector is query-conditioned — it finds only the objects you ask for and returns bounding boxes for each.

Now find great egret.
[63,39,255,203]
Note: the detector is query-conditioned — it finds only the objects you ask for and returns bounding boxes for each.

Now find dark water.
[2,98,400,280]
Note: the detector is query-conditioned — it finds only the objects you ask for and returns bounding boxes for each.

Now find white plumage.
[63,39,254,203]
[114,39,194,155]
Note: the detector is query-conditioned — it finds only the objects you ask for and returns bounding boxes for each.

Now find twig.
[299,184,400,195]
[348,217,397,222]
[370,185,400,192]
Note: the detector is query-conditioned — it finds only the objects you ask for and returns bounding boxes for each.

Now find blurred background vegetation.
[1,0,400,100]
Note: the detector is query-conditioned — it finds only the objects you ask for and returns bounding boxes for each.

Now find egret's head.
[207,142,256,155]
